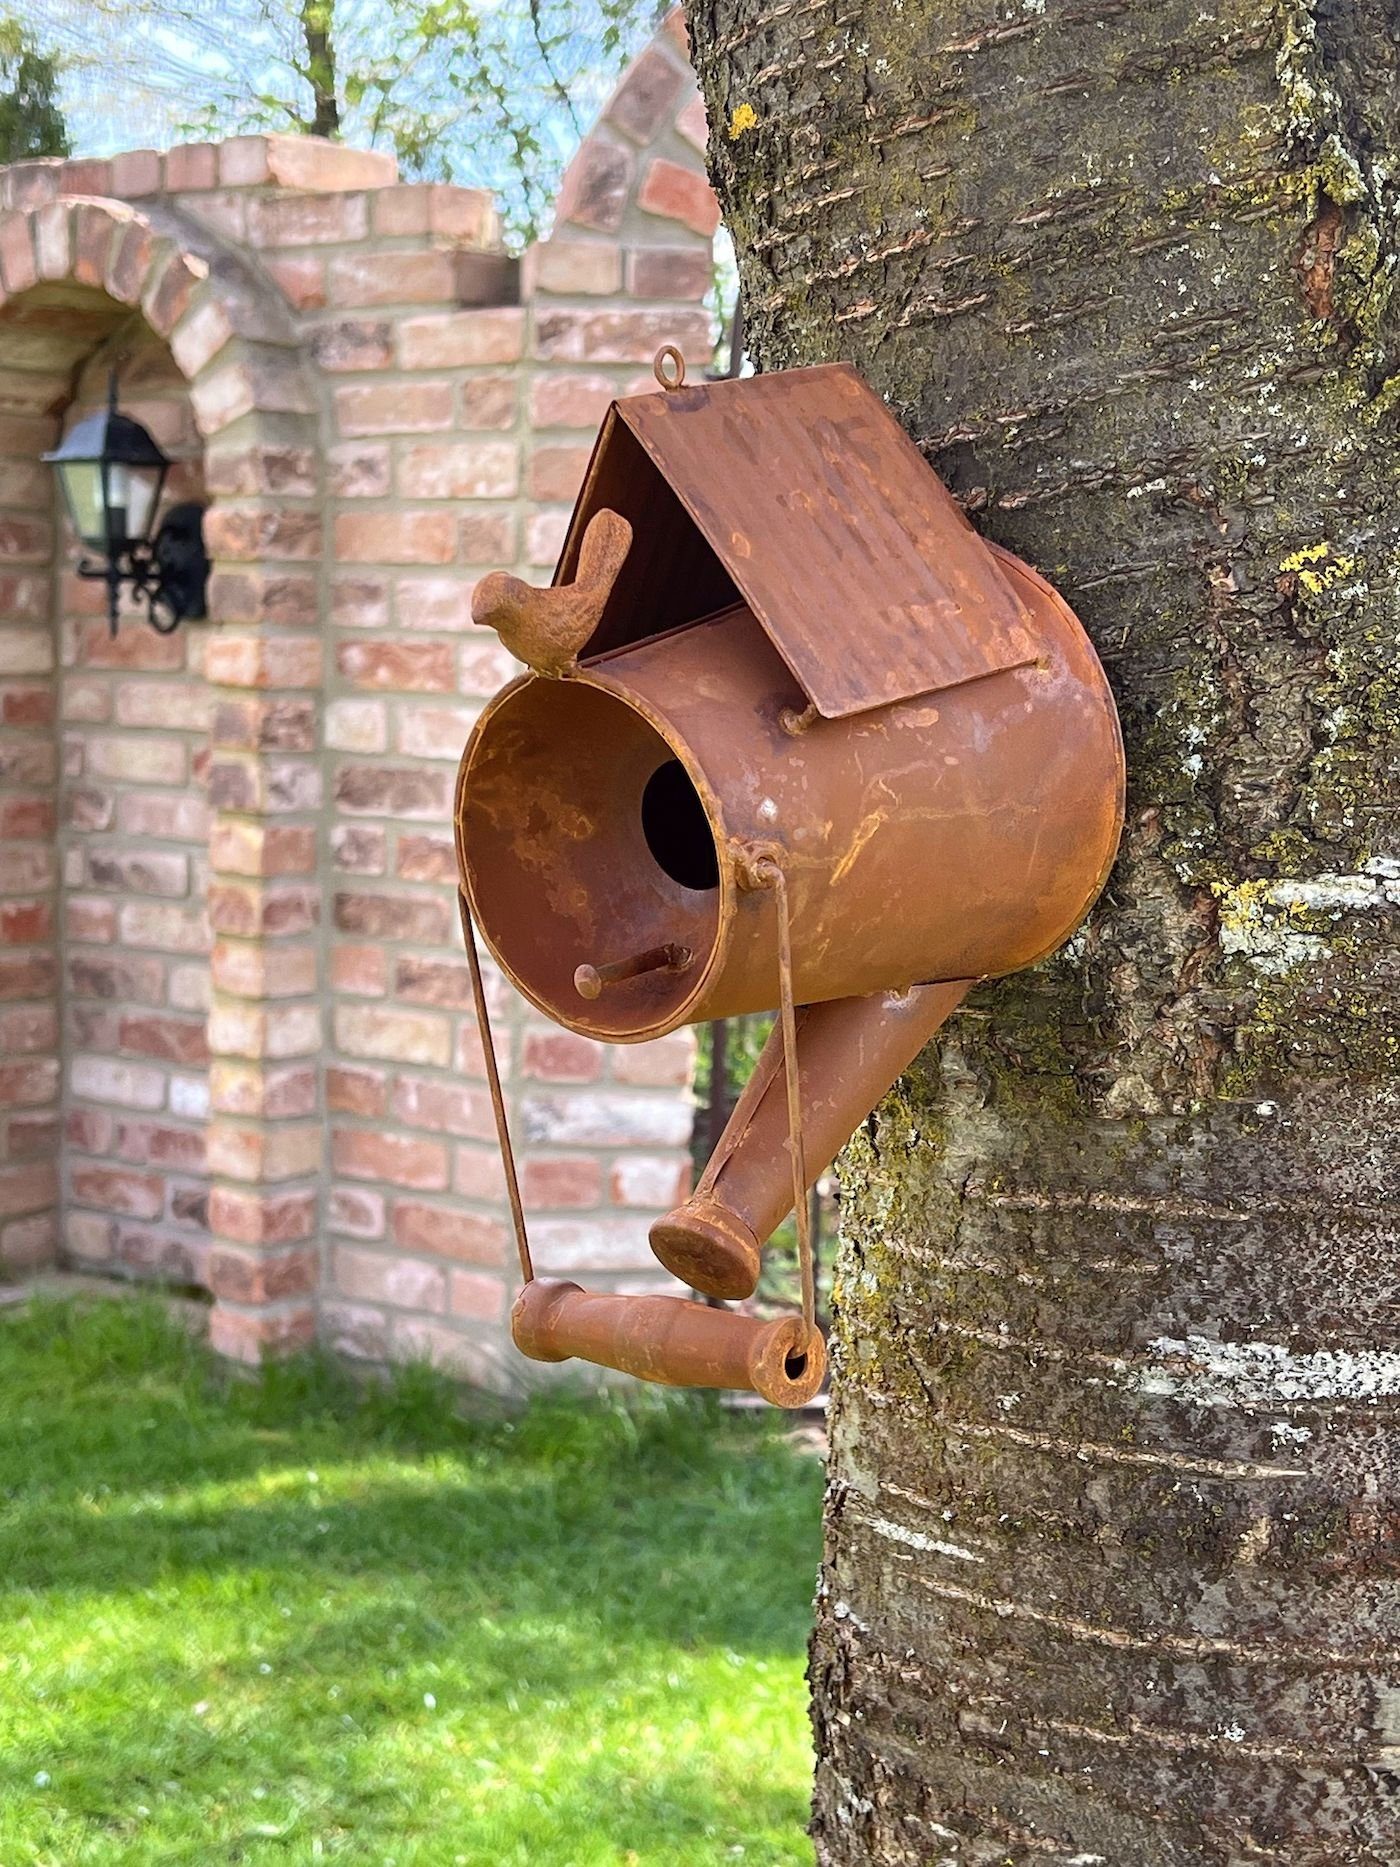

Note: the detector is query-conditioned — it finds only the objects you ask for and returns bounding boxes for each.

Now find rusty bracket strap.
[458,886,534,1285]
[733,843,816,1334]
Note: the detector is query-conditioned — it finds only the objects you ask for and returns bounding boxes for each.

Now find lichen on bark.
[686,0,1399,1858]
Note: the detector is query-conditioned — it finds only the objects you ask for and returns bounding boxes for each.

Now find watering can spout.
[650,979,974,1300]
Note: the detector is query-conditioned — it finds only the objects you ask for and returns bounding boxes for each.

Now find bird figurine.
[470,507,633,676]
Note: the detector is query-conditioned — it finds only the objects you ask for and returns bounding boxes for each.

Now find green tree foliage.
[19,0,663,243]
[0,15,71,161]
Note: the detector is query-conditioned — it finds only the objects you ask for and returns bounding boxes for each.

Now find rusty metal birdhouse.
[454,353,1125,1408]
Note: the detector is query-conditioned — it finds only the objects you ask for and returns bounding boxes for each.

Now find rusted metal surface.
[511,1279,826,1408]
[457,559,1122,1043]
[651,979,973,1299]
[554,363,1040,718]
[470,507,631,676]
[454,359,1126,1399]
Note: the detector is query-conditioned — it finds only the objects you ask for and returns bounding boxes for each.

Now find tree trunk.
[685,0,1399,1860]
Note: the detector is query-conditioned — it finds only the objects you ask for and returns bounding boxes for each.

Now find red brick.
[392,575,479,634]
[209,822,317,878]
[203,504,321,564]
[265,254,327,310]
[526,239,621,296]
[206,1242,320,1305]
[395,834,457,883]
[70,1164,164,1220]
[611,1155,691,1208]
[677,96,708,151]
[117,1013,209,1067]
[449,1269,504,1323]
[391,1198,508,1265]
[1,1210,58,1271]
[533,305,713,364]
[397,440,518,500]
[0,1057,59,1108]
[628,247,714,301]
[336,639,456,692]
[523,1155,603,1209]
[209,1304,318,1366]
[0,952,58,1001]
[165,143,219,190]
[392,1074,494,1140]
[396,307,525,369]
[523,1030,605,1083]
[0,899,51,944]
[394,702,477,761]
[529,370,618,429]
[333,763,452,818]
[333,510,456,565]
[114,793,209,844]
[458,511,517,565]
[0,1006,57,1054]
[247,191,369,246]
[460,376,516,429]
[207,568,319,628]
[0,1158,57,1220]
[331,575,391,630]
[330,825,387,875]
[528,444,591,503]
[328,442,391,497]
[333,891,451,942]
[205,634,322,690]
[209,1184,317,1246]
[330,943,389,996]
[555,140,632,234]
[70,618,184,671]
[332,1127,448,1190]
[393,955,471,1008]
[638,157,719,236]
[334,1245,446,1312]
[258,136,397,193]
[328,1185,386,1238]
[326,250,462,308]
[204,442,318,499]
[609,46,686,141]
[335,1003,449,1066]
[372,183,497,243]
[335,380,454,435]
[327,1063,388,1116]
[610,1031,694,1086]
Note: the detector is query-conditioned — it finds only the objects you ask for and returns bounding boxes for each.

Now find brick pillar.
[0,402,60,1274]
[203,606,325,1359]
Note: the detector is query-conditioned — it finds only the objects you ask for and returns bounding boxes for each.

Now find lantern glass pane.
[108,462,163,547]
[58,461,107,552]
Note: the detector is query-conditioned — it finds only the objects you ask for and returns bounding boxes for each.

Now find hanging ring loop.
[653,345,687,391]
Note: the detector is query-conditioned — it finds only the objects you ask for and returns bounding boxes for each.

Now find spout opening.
[457,676,729,1040]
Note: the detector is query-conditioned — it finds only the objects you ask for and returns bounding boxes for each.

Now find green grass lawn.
[0,1295,822,1866]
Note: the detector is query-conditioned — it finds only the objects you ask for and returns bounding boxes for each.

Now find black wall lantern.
[43,372,210,637]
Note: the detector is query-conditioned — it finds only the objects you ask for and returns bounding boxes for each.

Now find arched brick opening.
[0,196,324,1357]
[0,13,720,1377]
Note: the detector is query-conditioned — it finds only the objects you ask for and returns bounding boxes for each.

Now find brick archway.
[0,34,717,1377]
[0,193,325,1359]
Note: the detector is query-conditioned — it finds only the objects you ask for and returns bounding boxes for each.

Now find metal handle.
[512,1279,825,1408]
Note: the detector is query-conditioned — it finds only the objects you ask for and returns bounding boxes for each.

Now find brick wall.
[0,10,715,1383]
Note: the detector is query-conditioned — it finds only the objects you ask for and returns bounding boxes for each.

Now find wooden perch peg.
[470,507,633,676]
[512,1279,826,1408]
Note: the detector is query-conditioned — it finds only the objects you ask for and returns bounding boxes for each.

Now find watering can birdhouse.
[455,352,1125,1407]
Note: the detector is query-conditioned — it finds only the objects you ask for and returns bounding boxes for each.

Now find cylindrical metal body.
[511,1279,826,1408]
[456,548,1123,1044]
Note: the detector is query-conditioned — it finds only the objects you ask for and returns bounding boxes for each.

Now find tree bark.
[685,0,1399,1860]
